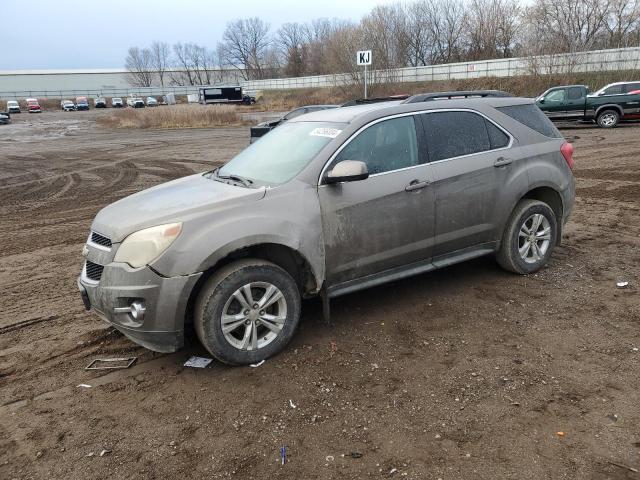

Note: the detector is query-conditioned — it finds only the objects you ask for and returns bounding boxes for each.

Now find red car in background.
[26,98,42,113]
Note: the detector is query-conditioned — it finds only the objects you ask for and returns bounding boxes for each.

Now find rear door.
[622,83,640,116]
[564,86,587,118]
[420,110,525,257]
[318,115,435,287]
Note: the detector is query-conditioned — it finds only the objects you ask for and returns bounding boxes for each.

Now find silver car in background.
[78,92,575,365]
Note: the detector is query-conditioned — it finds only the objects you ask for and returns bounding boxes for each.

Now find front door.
[318,115,435,287]
[541,88,567,119]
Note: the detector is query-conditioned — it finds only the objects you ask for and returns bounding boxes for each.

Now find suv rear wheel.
[194,259,301,365]
[497,199,558,274]
[597,109,620,128]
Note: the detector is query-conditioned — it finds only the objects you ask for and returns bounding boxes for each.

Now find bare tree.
[465,0,521,60]
[277,22,309,76]
[603,0,640,47]
[150,41,170,87]
[171,42,196,85]
[218,18,271,80]
[125,47,154,87]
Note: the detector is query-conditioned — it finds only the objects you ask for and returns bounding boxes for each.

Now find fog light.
[130,301,146,321]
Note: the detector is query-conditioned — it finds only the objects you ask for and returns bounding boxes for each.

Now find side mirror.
[539,98,545,104]
[326,160,369,184]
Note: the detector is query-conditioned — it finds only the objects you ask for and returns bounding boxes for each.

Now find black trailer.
[199,86,244,105]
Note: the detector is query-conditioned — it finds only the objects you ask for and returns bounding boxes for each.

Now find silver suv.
[78,93,575,365]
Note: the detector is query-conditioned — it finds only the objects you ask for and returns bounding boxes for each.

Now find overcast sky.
[0,0,396,70]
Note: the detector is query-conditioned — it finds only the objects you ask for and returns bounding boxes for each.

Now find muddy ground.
[0,110,638,480]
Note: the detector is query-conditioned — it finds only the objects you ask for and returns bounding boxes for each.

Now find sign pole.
[364,64,367,99]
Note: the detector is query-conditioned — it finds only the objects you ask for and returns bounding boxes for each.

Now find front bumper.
[78,263,202,352]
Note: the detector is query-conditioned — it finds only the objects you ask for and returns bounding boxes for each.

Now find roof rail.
[403,90,513,103]
[341,94,410,107]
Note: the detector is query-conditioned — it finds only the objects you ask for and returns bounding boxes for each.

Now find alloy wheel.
[220,281,287,351]
[518,213,552,264]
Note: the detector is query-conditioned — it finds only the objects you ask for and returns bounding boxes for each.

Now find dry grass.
[257,69,640,110]
[97,104,248,129]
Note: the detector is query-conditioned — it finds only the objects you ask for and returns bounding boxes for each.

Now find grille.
[85,261,104,282]
[90,231,112,248]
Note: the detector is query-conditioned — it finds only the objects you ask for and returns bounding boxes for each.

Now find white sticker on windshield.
[310,127,342,138]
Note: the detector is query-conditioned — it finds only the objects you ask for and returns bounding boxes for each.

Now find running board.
[327,247,494,299]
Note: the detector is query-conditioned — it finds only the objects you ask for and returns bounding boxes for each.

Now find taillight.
[560,142,574,170]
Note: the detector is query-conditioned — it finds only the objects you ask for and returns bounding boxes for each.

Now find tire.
[194,259,301,365]
[596,109,620,128]
[496,199,558,275]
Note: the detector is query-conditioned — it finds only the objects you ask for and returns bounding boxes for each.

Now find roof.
[295,96,533,124]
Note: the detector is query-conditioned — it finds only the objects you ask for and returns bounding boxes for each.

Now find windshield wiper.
[212,169,253,187]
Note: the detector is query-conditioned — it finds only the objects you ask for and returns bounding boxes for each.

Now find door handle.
[405,180,430,192]
[494,157,513,167]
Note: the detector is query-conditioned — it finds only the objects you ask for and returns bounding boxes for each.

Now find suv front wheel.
[497,199,558,274]
[194,259,301,365]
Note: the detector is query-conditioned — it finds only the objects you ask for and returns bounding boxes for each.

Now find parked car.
[61,100,76,111]
[76,97,90,110]
[6,100,21,113]
[250,105,339,143]
[112,97,124,108]
[0,111,10,124]
[127,97,145,108]
[590,81,640,96]
[94,97,107,108]
[78,91,575,365]
[146,96,158,107]
[26,98,41,113]
[536,83,640,127]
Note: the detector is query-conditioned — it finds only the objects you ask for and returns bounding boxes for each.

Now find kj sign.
[357,50,372,66]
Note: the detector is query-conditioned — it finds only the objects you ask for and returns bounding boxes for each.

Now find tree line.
[125,0,640,87]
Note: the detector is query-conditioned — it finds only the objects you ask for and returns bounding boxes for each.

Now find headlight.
[114,223,182,268]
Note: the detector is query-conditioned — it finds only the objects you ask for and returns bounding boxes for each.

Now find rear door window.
[567,87,584,100]
[420,111,491,161]
[625,83,640,93]
[496,104,563,138]
[334,116,419,175]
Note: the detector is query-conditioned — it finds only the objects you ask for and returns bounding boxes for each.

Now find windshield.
[217,121,344,186]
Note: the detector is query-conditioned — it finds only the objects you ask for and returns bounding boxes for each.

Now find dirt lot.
[1,110,639,480]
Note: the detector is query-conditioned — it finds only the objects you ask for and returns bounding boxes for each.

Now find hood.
[91,173,266,242]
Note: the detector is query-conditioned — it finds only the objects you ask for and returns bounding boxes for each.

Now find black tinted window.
[568,87,584,100]
[335,116,419,174]
[485,119,509,149]
[421,111,490,161]
[496,104,562,138]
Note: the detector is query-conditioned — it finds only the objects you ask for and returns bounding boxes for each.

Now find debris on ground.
[350,452,363,458]
[250,360,265,368]
[556,431,565,438]
[280,446,287,465]
[289,399,297,409]
[99,449,111,457]
[76,384,92,388]
[183,356,213,368]
[607,460,639,473]
[85,357,137,370]
[616,281,629,288]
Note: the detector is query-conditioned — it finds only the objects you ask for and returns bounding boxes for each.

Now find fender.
[595,103,623,117]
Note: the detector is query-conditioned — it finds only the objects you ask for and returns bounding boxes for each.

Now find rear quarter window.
[496,104,563,138]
